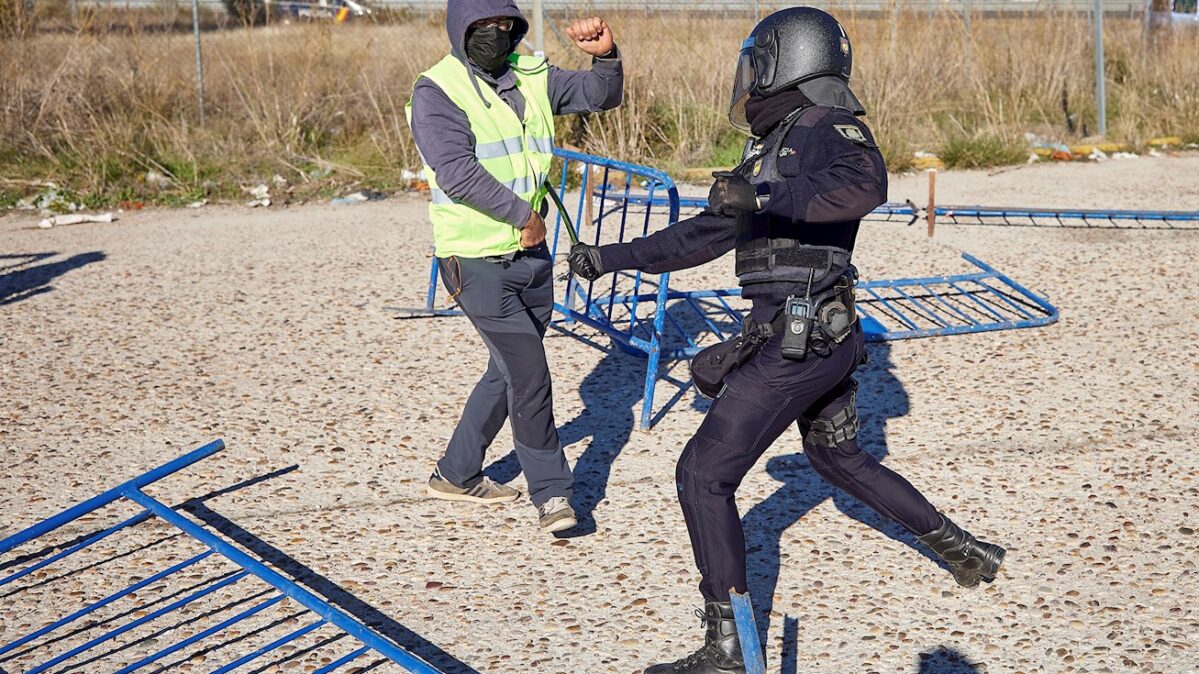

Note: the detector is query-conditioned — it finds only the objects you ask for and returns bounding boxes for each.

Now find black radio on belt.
[781,294,814,361]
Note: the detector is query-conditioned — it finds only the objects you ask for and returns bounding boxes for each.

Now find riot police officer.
[569,8,1005,673]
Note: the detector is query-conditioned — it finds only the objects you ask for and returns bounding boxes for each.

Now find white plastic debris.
[186,199,207,209]
[145,170,170,186]
[332,192,369,204]
[331,190,387,205]
[272,174,288,187]
[245,184,271,207]
[1112,152,1139,160]
[38,212,117,229]
[21,188,82,213]
[1089,148,1109,161]
[401,168,427,183]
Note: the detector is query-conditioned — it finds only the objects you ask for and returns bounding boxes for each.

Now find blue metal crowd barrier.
[405,148,1060,429]
[404,149,1064,428]
[932,205,1199,228]
[0,440,445,674]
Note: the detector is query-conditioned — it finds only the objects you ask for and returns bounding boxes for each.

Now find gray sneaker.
[537,497,577,534]
[426,470,521,504]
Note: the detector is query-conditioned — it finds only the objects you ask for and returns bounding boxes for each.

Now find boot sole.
[980,545,1006,583]
[540,515,577,534]
[425,485,521,504]
[958,545,1006,587]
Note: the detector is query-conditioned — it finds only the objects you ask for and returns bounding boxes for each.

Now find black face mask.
[745,90,813,137]
[466,25,512,73]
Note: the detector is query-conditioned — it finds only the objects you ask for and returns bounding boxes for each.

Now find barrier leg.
[638,271,672,430]
[426,257,440,312]
[729,590,766,674]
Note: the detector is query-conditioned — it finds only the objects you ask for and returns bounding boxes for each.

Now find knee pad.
[807,385,860,449]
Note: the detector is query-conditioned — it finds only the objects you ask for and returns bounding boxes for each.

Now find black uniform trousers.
[677,322,941,602]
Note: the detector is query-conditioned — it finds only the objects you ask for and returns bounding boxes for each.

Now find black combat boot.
[918,514,1006,588]
[644,601,745,674]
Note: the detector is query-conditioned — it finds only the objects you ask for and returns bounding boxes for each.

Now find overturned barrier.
[405,149,1059,429]
[0,440,444,674]
[929,205,1199,229]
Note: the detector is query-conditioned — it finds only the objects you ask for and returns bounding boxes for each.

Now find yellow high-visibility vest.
[406,54,555,258]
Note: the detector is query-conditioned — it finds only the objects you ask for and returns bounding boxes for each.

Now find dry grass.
[1,7,1197,204]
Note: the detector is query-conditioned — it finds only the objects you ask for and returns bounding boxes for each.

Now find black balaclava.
[466,25,513,74]
[744,89,813,138]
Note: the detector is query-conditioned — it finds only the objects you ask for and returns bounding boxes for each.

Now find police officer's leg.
[652,342,852,674]
[799,379,942,534]
[666,381,802,674]
[799,341,1005,587]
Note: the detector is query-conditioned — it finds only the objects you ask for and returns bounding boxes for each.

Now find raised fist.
[566,17,615,57]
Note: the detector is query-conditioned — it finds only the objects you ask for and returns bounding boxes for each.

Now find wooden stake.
[927,168,937,238]
[584,166,596,237]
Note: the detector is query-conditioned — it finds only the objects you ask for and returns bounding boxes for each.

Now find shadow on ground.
[916,646,985,673]
[0,251,106,305]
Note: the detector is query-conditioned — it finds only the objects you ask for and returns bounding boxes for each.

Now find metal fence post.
[192,0,205,125]
[1094,0,1106,136]
[533,0,544,57]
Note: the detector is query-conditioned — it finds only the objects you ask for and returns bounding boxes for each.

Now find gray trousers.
[436,244,572,507]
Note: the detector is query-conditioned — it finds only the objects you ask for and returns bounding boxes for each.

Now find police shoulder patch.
[834,124,870,146]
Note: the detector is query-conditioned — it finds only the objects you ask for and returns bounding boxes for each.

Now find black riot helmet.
[729,7,866,133]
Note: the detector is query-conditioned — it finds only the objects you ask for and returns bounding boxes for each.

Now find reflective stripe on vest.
[430,174,539,205]
[406,54,555,259]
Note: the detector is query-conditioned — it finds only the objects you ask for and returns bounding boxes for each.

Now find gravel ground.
[1,154,1197,674]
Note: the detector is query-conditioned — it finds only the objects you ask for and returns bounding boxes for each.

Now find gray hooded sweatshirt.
[409,0,623,232]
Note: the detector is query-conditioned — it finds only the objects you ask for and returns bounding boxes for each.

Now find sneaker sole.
[425,485,521,504]
[540,515,577,534]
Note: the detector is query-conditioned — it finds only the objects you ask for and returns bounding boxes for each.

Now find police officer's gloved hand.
[708,171,760,217]
[568,243,605,281]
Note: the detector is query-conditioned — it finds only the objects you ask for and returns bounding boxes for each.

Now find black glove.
[708,171,760,217]
[568,243,605,281]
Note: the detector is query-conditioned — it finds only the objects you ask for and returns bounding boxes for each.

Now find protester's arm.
[547,17,623,115]
[409,78,532,228]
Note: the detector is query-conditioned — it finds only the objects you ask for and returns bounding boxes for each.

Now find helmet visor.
[728,45,756,134]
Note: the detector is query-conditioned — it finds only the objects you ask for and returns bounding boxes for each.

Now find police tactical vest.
[406,54,555,259]
[732,106,852,288]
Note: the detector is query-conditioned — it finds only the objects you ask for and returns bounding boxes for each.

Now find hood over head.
[446,0,528,63]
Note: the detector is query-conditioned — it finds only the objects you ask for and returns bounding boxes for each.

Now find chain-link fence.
[63,0,1151,11]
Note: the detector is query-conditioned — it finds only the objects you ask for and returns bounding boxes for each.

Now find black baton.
[543,179,581,247]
